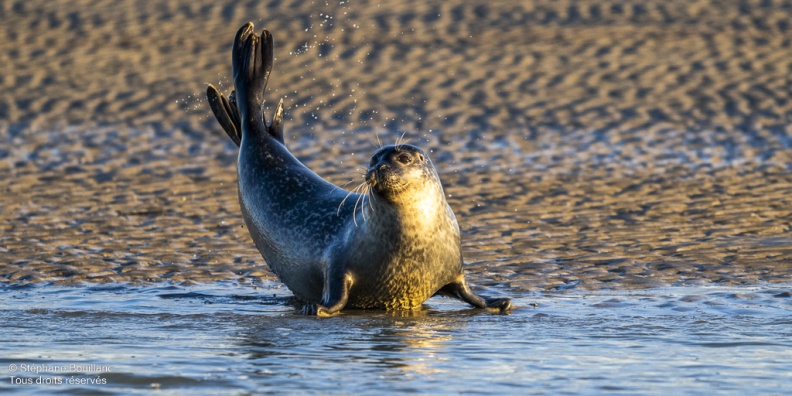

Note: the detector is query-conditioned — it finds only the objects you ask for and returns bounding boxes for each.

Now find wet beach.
[1,0,792,394]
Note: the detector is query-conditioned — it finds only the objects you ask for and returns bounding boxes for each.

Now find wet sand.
[2,0,792,290]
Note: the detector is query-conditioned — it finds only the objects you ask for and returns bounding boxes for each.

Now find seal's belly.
[346,260,444,310]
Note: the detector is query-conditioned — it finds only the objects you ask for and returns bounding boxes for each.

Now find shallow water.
[1,283,790,395]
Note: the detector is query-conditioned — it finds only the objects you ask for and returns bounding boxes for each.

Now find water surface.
[1,283,790,395]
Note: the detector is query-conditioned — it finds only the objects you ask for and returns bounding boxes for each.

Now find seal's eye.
[397,153,412,164]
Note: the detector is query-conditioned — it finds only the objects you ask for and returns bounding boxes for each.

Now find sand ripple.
[1,0,791,289]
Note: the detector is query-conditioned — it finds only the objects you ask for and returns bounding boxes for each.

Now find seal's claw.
[300,304,316,315]
[268,98,285,144]
[485,297,513,313]
[301,304,333,317]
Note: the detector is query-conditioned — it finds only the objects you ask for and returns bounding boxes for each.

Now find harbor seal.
[206,22,511,315]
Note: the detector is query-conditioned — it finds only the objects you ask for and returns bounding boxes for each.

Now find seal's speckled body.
[207,23,511,315]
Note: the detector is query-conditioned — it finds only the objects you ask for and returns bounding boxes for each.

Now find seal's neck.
[365,185,450,229]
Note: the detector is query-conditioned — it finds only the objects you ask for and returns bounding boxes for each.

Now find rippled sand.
[1,0,791,290]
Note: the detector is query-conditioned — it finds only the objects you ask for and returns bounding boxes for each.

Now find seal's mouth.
[366,166,409,195]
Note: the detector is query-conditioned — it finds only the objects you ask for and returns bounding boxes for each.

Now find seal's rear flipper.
[207,23,286,146]
[206,86,285,146]
[232,24,272,125]
[207,85,241,146]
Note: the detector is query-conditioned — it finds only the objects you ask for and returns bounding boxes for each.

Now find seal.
[206,22,511,315]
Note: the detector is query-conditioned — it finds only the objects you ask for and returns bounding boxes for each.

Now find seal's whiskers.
[345,180,369,226]
[364,184,375,212]
[337,181,365,216]
[375,132,383,149]
[394,131,412,149]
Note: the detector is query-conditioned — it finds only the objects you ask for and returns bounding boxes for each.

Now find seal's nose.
[368,156,388,173]
[365,160,389,185]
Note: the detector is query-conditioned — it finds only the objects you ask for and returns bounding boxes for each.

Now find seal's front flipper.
[438,275,512,313]
[302,272,353,317]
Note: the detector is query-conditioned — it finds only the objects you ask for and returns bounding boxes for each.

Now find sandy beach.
[1,0,791,289]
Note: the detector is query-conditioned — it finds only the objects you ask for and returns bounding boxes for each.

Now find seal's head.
[365,144,441,202]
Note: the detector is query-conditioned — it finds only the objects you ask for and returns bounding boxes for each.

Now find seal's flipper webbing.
[206,85,241,146]
[234,25,269,120]
[206,85,286,146]
[227,90,242,133]
[259,29,274,97]
[231,23,254,91]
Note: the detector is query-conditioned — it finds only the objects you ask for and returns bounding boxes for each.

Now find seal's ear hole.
[397,153,412,165]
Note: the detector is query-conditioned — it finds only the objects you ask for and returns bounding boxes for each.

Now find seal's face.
[365,145,436,200]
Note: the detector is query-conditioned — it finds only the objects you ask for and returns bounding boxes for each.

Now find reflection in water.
[239,308,460,379]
